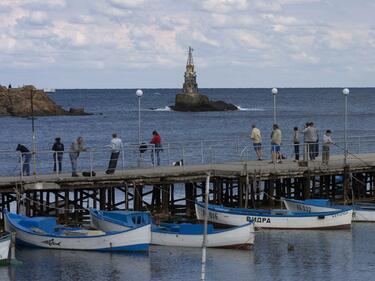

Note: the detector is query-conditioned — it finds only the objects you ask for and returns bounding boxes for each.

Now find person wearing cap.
[52,137,64,173]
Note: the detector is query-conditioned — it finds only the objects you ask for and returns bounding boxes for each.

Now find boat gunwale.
[196,201,351,217]
[151,222,253,235]
[4,210,150,239]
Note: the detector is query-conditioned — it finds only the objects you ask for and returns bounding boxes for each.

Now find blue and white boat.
[283,198,375,222]
[195,201,352,230]
[3,210,150,251]
[90,209,255,249]
[0,232,11,265]
[90,209,151,232]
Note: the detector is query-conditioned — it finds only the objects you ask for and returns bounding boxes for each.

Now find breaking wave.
[153,106,173,111]
[236,105,265,111]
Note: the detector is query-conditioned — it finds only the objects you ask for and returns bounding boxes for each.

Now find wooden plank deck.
[0,153,374,192]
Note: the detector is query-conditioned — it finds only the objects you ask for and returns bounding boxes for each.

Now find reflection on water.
[2,224,375,281]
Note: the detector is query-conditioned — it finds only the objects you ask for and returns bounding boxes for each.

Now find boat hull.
[0,234,11,264]
[284,199,375,222]
[195,202,352,230]
[4,212,150,251]
[90,209,254,248]
[151,224,254,249]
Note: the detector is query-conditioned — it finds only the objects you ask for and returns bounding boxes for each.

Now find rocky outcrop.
[0,85,89,117]
[171,47,238,112]
[171,93,238,112]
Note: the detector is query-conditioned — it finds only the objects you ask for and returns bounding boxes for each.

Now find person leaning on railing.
[150,131,162,166]
[105,133,123,174]
[250,124,263,161]
[16,144,31,176]
[69,137,87,177]
[270,124,282,164]
[322,130,334,165]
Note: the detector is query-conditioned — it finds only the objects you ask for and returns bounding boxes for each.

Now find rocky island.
[0,85,88,117]
[171,47,238,112]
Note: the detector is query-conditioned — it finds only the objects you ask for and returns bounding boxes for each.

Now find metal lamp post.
[30,89,37,176]
[136,89,143,145]
[343,88,349,165]
[271,88,278,124]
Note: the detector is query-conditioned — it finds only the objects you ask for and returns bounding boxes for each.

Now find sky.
[0,0,375,89]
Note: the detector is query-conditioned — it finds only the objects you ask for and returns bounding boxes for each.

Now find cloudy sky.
[1,0,374,88]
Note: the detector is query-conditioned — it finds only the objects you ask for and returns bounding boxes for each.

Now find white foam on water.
[236,105,265,111]
[153,106,173,111]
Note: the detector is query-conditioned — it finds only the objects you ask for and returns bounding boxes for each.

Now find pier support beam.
[185,183,195,218]
[161,184,170,217]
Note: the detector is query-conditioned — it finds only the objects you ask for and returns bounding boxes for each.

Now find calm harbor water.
[1,224,374,281]
[1,88,375,280]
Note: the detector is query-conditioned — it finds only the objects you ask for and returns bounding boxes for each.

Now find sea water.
[1,88,375,280]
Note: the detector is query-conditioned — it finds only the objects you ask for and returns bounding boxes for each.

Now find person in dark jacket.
[52,137,64,173]
[150,131,162,166]
[16,144,31,176]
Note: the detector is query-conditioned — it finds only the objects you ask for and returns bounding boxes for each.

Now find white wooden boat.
[152,223,254,249]
[90,209,254,249]
[4,210,150,251]
[284,198,375,222]
[195,201,352,230]
[0,232,11,265]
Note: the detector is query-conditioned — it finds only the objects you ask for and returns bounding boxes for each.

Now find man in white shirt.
[106,133,123,174]
[250,124,263,160]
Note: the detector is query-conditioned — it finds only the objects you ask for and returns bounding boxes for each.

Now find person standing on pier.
[270,124,282,163]
[106,133,123,174]
[303,122,317,160]
[52,137,64,173]
[16,144,31,176]
[322,130,334,165]
[312,122,319,158]
[150,131,162,166]
[293,127,300,162]
[250,124,263,160]
[69,137,86,177]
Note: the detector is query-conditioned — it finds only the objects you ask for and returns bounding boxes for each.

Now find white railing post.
[121,145,125,172]
[153,144,156,167]
[89,150,93,178]
[182,146,185,166]
[167,143,171,165]
[55,152,59,177]
[358,137,361,154]
[201,140,204,164]
[20,152,23,180]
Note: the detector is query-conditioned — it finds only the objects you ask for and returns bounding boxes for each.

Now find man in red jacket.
[150,131,162,166]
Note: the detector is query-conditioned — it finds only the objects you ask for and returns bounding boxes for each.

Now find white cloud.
[107,0,146,9]
[200,0,249,13]
[0,0,374,87]
[235,30,268,49]
[291,51,320,64]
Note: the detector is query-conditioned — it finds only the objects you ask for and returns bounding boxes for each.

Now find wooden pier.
[1,153,375,224]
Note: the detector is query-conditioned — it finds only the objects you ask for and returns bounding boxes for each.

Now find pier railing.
[1,135,375,178]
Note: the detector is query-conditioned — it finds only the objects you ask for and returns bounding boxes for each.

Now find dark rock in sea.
[171,47,238,112]
[0,85,90,117]
[171,93,238,112]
